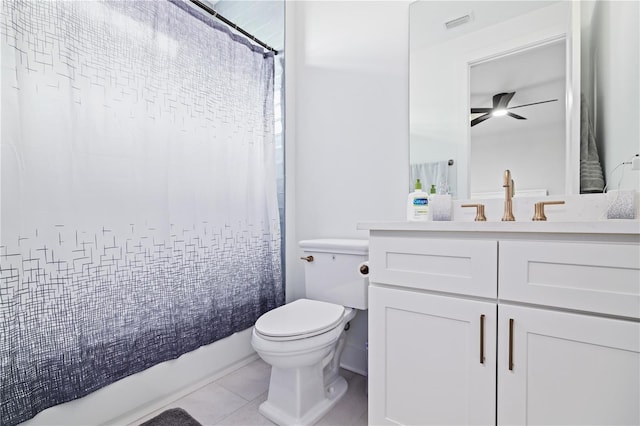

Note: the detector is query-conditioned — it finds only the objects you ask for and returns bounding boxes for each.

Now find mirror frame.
[410,1,581,199]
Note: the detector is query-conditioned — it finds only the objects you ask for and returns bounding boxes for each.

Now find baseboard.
[339,341,368,377]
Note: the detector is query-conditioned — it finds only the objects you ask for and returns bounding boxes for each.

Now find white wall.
[284,0,410,374]
[285,0,410,302]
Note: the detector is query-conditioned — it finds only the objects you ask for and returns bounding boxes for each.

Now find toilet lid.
[254,299,345,339]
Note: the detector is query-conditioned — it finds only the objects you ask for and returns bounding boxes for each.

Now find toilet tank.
[299,239,369,310]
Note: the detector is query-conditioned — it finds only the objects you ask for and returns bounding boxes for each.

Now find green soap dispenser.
[407,179,429,221]
[428,184,437,220]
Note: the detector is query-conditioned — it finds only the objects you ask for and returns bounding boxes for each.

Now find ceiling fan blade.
[508,99,558,110]
[471,113,492,127]
[493,92,515,109]
[471,107,492,113]
[507,112,527,120]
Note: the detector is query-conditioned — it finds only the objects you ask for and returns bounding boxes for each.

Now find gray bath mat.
[139,407,202,426]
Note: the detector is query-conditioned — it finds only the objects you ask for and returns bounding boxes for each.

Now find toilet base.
[258,375,348,426]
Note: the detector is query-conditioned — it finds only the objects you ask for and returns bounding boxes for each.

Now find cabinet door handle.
[508,318,514,371]
[479,314,485,364]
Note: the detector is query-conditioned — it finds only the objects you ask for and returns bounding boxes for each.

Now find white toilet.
[251,239,369,425]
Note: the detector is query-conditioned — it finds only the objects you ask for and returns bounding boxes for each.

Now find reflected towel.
[580,94,605,193]
[410,161,449,194]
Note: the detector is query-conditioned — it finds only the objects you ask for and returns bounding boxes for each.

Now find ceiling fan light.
[492,109,508,117]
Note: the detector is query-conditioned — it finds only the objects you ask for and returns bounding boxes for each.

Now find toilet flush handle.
[359,263,369,276]
[300,255,314,262]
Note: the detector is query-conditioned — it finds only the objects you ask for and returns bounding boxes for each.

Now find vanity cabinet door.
[369,285,496,426]
[497,304,640,425]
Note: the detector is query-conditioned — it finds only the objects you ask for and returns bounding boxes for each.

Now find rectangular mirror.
[410,1,581,199]
[411,0,640,199]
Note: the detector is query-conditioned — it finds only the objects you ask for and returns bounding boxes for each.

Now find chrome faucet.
[502,169,515,221]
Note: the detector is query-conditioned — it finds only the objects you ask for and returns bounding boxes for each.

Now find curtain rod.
[189,0,279,55]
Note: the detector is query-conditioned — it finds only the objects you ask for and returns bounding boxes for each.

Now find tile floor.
[131,358,368,426]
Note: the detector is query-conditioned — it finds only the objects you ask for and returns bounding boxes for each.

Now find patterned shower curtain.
[0,1,283,425]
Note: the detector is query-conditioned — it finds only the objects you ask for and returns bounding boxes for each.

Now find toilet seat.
[254,299,345,341]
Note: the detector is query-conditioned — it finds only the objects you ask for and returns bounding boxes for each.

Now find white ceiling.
[411,1,558,51]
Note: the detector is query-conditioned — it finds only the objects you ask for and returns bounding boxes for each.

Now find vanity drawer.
[369,234,497,298]
[499,241,640,318]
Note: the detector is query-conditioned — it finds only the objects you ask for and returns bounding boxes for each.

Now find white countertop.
[357,220,640,235]
[359,192,640,235]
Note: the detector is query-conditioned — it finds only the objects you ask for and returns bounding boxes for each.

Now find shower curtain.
[0,1,283,425]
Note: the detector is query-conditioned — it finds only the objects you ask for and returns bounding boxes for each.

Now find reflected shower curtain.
[0,1,283,425]
[410,161,450,194]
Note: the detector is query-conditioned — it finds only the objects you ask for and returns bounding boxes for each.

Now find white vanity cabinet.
[497,239,640,425]
[364,223,640,426]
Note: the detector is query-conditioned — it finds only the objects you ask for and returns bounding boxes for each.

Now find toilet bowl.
[251,239,368,425]
[252,299,356,425]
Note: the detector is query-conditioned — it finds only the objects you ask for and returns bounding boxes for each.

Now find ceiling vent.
[444,13,473,29]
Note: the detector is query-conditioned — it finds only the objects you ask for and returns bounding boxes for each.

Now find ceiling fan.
[470,92,557,127]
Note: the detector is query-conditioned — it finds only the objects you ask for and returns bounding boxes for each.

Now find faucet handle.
[461,203,487,221]
[532,201,565,221]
